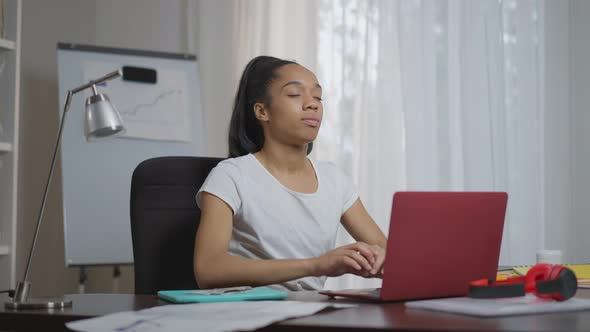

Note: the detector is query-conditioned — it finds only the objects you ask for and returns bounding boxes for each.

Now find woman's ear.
[253,102,269,122]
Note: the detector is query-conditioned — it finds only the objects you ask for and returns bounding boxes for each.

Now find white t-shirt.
[196,153,358,291]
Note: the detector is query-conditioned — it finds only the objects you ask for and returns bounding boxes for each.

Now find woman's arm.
[341,198,388,276]
[194,192,376,289]
[341,198,387,247]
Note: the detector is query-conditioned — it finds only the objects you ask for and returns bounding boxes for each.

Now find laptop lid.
[380,191,507,301]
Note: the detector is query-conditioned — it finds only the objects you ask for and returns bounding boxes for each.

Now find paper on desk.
[405,294,590,317]
[66,300,356,332]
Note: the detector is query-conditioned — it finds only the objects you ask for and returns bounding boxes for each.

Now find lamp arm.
[71,69,121,94]
[15,90,73,302]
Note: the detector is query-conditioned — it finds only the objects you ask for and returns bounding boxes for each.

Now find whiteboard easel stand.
[78,266,86,294]
[112,265,121,293]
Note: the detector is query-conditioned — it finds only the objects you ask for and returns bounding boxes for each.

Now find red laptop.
[320,191,508,301]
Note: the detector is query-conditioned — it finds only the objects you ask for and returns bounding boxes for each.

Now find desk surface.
[2,290,590,332]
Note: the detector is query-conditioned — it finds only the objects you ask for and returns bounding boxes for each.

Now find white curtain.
[394,0,545,265]
[312,0,406,289]
[227,0,545,290]
[231,0,319,84]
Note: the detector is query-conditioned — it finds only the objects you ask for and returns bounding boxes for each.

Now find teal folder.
[158,287,288,303]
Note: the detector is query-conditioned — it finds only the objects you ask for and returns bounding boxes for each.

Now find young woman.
[194,56,387,291]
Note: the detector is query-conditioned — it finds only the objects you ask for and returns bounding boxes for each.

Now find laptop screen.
[381,191,507,301]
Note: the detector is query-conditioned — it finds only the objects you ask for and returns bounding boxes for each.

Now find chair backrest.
[130,156,224,294]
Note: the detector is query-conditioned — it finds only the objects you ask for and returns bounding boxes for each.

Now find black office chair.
[130,156,224,294]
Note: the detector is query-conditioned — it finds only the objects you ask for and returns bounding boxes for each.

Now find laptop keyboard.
[342,288,382,297]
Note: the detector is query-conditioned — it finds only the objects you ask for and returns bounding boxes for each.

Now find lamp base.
[5,297,72,310]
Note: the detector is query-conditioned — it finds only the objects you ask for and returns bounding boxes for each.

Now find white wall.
[570,0,590,263]
[86,0,187,294]
[543,1,573,260]
[19,0,238,296]
[19,0,98,297]
[193,0,236,157]
[95,0,185,53]
[543,0,590,264]
[94,0,235,157]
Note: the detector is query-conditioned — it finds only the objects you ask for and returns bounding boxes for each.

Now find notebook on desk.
[512,264,590,279]
[512,264,590,289]
[320,191,508,302]
[158,286,288,303]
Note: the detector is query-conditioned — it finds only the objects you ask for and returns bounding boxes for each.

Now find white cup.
[536,249,562,264]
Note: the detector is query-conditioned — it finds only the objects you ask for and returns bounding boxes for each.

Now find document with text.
[66,300,356,332]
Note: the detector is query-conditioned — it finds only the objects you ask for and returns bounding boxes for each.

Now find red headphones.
[468,264,578,301]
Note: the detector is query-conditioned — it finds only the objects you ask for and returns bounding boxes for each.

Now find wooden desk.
[2,290,590,332]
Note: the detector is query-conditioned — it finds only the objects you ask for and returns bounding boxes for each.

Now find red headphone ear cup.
[549,265,565,281]
[525,264,553,293]
[536,266,578,301]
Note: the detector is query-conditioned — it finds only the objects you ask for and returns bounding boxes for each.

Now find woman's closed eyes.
[286,94,323,102]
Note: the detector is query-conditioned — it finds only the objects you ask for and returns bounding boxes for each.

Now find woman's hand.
[311,242,386,278]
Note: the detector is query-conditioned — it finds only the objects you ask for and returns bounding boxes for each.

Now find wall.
[88,0,188,294]
[570,0,590,263]
[192,0,236,157]
[94,0,235,158]
[19,0,97,297]
[94,0,185,53]
[543,0,590,264]
[19,0,238,296]
[543,0,573,260]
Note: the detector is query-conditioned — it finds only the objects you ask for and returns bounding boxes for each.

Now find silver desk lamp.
[5,69,125,310]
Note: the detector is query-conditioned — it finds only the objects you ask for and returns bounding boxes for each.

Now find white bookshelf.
[0,142,13,151]
[0,0,21,290]
[0,38,16,50]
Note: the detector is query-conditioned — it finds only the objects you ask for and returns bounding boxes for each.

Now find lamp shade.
[84,93,126,141]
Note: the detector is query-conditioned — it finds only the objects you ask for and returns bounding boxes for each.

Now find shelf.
[0,142,12,152]
[0,0,20,292]
[0,38,16,50]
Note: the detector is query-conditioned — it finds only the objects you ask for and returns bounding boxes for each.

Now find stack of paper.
[66,300,356,332]
[406,294,590,317]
